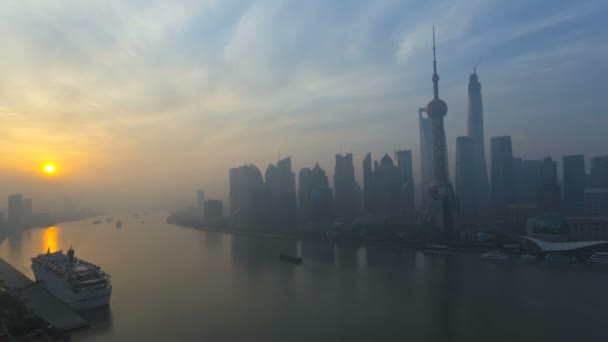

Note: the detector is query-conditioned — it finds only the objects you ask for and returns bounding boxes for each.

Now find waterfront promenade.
[0,258,87,331]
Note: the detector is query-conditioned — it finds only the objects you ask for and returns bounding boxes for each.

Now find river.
[0,212,606,341]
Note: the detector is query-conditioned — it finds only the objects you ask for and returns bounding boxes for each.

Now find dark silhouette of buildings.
[538,156,560,212]
[395,150,415,217]
[229,164,266,230]
[590,155,608,188]
[204,200,223,222]
[333,153,358,223]
[298,163,333,224]
[7,194,23,228]
[490,136,515,218]
[455,136,476,219]
[265,157,297,229]
[363,153,373,213]
[373,154,402,217]
[418,107,434,209]
[196,190,205,215]
[563,155,585,214]
[585,189,608,217]
[466,70,490,215]
[425,28,455,236]
[514,158,543,205]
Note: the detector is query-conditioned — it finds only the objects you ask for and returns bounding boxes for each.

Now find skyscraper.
[22,197,33,225]
[563,155,585,204]
[229,164,266,230]
[395,150,415,217]
[455,137,476,219]
[467,70,490,214]
[418,107,434,208]
[539,156,560,212]
[585,189,608,217]
[590,155,608,188]
[371,154,402,217]
[196,190,205,214]
[425,28,454,235]
[298,163,333,224]
[490,136,515,218]
[514,159,543,205]
[265,157,297,229]
[7,194,23,228]
[363,153,373,213]
[334,153,358,222]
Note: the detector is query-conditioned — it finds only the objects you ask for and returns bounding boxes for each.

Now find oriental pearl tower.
[426,27,454,238]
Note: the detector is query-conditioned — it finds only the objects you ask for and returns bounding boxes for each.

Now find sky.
[0,0,606,210]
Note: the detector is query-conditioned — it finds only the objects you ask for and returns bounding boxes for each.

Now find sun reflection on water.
[43,226,59,253]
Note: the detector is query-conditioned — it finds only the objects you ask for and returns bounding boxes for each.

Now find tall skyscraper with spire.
[426,28,454,236]
[467,69,490,215]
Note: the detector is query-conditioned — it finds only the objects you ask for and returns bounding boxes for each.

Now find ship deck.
[0,258,88,331]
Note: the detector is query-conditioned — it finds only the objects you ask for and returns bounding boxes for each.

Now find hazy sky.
[0,0,606,210]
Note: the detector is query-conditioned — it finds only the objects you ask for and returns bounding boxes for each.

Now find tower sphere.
[426,98,448,118]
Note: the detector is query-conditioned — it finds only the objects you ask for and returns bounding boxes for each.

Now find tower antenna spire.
[432,26,439,99]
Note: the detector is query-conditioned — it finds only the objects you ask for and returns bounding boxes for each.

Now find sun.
[43,163,57,174]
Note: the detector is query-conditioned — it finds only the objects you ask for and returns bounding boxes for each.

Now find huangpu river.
[1,212,607,341]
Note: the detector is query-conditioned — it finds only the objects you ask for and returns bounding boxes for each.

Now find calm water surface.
[0,212,607,342]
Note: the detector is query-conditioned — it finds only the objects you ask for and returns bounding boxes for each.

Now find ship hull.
[32,263,112,310]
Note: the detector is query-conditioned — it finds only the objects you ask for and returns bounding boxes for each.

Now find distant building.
[418,107,434,208]
[372,154,401,217]
[395,150,415,218]
[229,164,266,230]
[538,157,560,212]
[455,136,476,219]
[527,214,608,242]
[363,153,373,213]
[508,204,540,225]
[298,163,333,224]
[585,189,608,217]
[514,158,543,205]
[196,190,205,214]
[563,155,585,203]
[7,194,23,227]
[589,155,608,188]
[334,153,358,223]
[204,200,223,222]
[466,70,490,214]
[22,197,33,225]
[490,136,515,218]
[265,157,297,229]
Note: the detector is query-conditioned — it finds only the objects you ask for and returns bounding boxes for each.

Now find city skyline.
[0,1,607,209]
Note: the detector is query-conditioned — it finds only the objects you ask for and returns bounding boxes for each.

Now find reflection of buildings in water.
[201,231,223,250]
[229,236,297,272]
[300,240,335,264]
[334,243,359,268]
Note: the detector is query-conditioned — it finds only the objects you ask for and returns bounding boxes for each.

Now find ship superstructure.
[31,247,112,310]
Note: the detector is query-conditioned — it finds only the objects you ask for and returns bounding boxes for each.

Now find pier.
[0,258,88,331]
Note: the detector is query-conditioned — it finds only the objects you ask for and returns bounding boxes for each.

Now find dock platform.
[0,258,88,331]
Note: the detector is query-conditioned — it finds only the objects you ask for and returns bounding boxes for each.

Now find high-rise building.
[425,28,455,236]
[363,153,373,213]
[455,137,476,219]
[298,163,333,224]
[265,157,297,229]
[229,164,266,230]
[7,194,23,228]
[514,159,543,205]
[204,200,223,222]
[21,197,33,225]
[585,189,608,217]
[563,155,585,214]
[395,150,415,217]
[418,107,434,208]
[590,156,608,188]
[196,190,205,214]
[370,154,402,217]
[539,157,560,212]
[334,153,358,222]
[490,136,515,218]
[466,70,490,214]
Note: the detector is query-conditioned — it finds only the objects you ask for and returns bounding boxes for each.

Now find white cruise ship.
[31,247,112,310]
